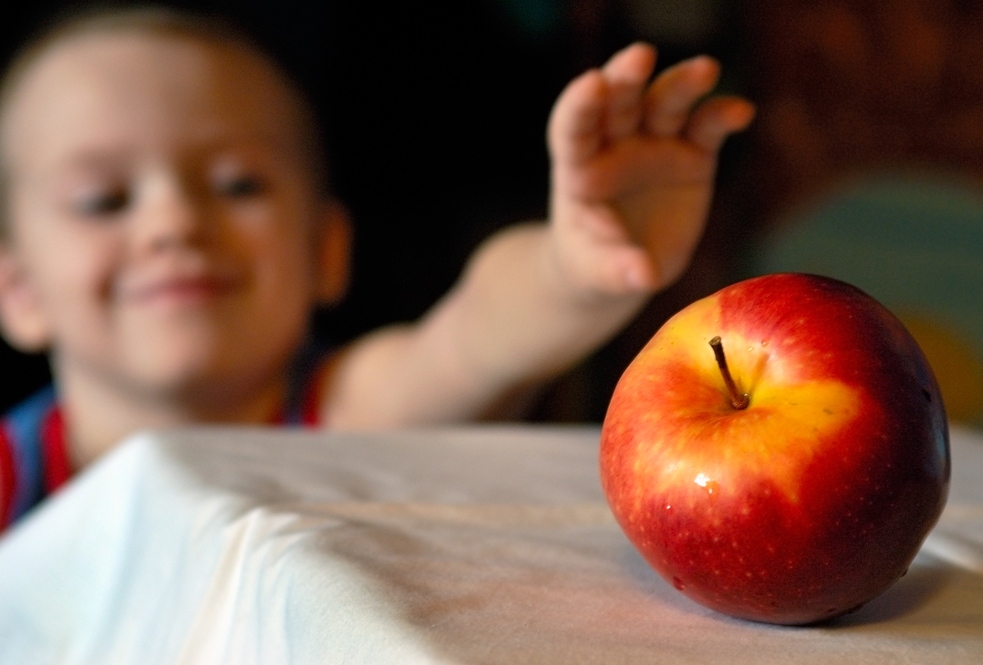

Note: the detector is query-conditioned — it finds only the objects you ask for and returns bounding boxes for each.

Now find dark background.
[5,0,982,422]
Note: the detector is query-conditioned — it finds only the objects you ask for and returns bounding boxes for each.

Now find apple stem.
[709,336,750,410]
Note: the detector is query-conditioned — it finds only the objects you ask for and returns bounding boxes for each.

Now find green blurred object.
[751,171,983,425]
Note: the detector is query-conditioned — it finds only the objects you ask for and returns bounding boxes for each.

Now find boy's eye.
[74,189,130,217]
[216,175,266,198]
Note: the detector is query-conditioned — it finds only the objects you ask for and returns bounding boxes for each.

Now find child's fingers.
[547,69,607,165]
[643,56,721,138]
[684,96,756,152]
[600,43,657,142]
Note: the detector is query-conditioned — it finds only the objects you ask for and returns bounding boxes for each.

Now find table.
[1,425,981,663]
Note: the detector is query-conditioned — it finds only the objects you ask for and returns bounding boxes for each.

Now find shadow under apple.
[822,560,952,627]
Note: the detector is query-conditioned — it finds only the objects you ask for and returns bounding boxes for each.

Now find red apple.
[600,273,950,625]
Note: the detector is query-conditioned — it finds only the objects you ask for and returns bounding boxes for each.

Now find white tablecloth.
[1,425,981,664]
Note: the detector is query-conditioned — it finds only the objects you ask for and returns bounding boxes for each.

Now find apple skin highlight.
[600,273,950,625]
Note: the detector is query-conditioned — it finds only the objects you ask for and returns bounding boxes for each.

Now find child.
[0,7,754,531]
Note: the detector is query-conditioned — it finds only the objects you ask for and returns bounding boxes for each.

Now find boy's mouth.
[120,273,240,307]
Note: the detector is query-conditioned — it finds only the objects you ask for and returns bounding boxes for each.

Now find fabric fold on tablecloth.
[0,434,447,665]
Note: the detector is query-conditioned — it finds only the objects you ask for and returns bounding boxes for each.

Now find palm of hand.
[548,44,754,296]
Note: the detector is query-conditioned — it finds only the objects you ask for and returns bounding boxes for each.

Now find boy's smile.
[0,29,344,426]
[117,267,242,310]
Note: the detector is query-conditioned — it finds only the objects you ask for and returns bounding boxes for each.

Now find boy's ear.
[314,199,351,307]
[0,247,51,352]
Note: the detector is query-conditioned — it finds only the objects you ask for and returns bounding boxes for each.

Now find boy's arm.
[324,43,754,429]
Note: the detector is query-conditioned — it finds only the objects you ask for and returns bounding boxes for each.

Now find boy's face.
[0,32,347,400]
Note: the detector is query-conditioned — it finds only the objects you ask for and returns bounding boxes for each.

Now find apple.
[600,273,950,625]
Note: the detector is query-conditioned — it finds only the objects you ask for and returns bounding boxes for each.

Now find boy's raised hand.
[547,43,755,296]
[326,44,755,429]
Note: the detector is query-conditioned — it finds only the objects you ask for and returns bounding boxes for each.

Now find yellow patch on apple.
[623,292,862,505]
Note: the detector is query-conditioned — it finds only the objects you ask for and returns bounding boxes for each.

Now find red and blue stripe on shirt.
[0,387,71,531]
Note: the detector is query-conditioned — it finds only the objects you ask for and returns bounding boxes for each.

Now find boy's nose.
[133,179,209,253]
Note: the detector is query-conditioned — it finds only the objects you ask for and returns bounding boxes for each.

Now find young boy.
[0,8,754,531]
